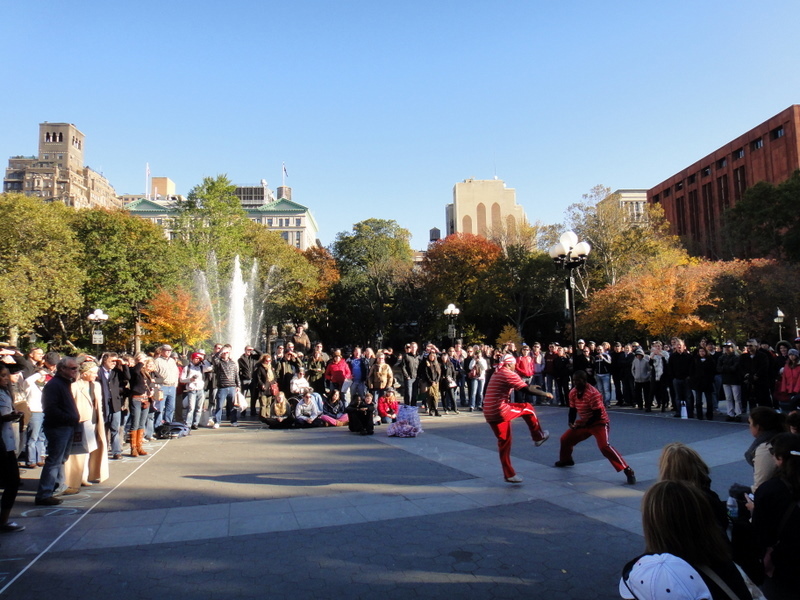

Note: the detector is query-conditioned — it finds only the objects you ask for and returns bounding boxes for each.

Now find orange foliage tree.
[141,287,213,351]
[422,234,503,335]
[580,258,726,341]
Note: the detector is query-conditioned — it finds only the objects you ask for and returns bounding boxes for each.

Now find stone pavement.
[0,406,753,599]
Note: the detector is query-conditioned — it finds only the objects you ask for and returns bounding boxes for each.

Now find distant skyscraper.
[445,178,527,237]
[3,122,119,209]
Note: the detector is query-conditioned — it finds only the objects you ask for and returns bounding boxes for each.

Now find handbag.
[70,421,92,454]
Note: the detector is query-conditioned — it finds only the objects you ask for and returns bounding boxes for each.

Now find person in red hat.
[483,353,552,483]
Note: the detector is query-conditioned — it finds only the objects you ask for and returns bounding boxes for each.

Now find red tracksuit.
[559,384,629,472]
[483,367,545,479]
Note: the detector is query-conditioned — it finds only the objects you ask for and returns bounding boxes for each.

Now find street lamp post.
[774,308,785,341]
[444,303,460,347]
[549,231,591,352]
[87,308,109,358]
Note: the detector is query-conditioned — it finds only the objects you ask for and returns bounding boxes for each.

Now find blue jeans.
[596,374,612,406]
[26,412,46,465]
[107,410,123,454]
[184,390,204,428]
[36,425,74,500]
[544,374,559,404]
[215,387,237,424]
[130,398,150,431]
[160,385,177,425]
[403,378,417,405]
[469,379,484,409]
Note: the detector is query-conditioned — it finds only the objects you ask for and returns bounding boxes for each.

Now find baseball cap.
[619,554,711,600]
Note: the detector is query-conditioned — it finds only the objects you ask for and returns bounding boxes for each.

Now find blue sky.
[2,1,798,248]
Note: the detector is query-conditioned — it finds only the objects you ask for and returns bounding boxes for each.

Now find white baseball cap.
[619,554,711,600]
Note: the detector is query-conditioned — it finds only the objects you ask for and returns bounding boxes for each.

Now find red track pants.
[487,403,545,479]
[558,422,628,472]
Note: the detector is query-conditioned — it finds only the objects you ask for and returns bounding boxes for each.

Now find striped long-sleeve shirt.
[482,367,529,424]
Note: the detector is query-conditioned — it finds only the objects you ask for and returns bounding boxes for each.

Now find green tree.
[173,175,248,272]
[242,222,318,334]
[722,170,800,260]
[484,246,563,341]
[70,208,181,348]
[0,193,85,345]
[330,219,414,344]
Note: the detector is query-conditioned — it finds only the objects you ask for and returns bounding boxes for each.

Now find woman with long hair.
[419,351,442,417]
[621,480,754,599]
[251,352,277,419]
[658,442,727,531]
[128,354,155,457]
[746,407,787,493]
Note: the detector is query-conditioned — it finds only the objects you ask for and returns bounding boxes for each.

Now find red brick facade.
[648,105,800,257]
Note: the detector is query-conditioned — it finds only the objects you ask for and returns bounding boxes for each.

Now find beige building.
[445,178,527,237]
[3,122,120,209]
[606,189,648,224]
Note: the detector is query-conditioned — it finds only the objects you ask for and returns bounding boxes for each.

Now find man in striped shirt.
[483,354,552,483]
[555,370,636,484]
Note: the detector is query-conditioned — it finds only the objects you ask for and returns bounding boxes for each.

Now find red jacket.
[324,360,351,385]
[515,355,534,378]
[780,363,800,395]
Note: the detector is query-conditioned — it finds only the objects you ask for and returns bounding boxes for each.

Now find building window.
[716,157,727,169]
[664,188,671,198]
[702,167,711,177]
[652,194,660,204]
[717,174,729,212]
[687,174,696,185]
[676,197,686,236]
[702,183,715,243]
[751,138,763,150]
[295,218,301,226]
[675,181,684,191]
[771,126,785,140]
[281,231,289,241]
[266,218,273,226]
[733,166,747,202]
[688,190,699,236]
[733,148,744,160]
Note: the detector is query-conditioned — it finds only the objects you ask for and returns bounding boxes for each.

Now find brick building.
[648,105,800,257]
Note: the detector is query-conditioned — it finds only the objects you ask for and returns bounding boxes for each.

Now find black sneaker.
[624,467,637,485]
[35,496,63,506]
[554,460,575,468]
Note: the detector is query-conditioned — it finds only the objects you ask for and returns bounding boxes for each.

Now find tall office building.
[445,178,527,237]
[3,122,120,209]
[648,105,800,256]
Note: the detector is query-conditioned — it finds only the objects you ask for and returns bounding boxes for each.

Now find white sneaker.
[213,423,220,429]
[505,475,523,483]
[207,419,215,428]
[535,430,550,447]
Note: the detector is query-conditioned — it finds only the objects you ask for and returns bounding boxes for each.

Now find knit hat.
[619,554,711,600]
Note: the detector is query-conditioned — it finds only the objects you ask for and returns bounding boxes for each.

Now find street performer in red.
[555,370,636,484]
[484,354,552,483]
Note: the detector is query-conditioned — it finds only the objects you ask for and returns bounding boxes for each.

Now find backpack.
[155,421,190,439]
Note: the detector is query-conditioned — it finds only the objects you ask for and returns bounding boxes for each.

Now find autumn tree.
[566,185,687,298]
[0,193,85,346]
[141,287,212,351]
[298,246,340,339]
